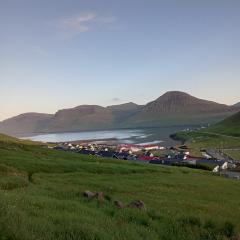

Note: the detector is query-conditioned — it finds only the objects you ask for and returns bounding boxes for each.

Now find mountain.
[47,103,143,132]
[233,102,240,108]
[107,102,143,123]
[0,113,53,135]
[46,105,115,132]
[0,91,239,136]
[124,91,238,127]
[208,111,240,137]
[107,102,142,111]
[144,91,230,113]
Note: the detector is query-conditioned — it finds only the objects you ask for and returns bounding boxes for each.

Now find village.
[51,141,240,179]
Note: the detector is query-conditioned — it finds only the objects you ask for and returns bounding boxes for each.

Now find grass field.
[0,134,240,240]
[223,150,240,161]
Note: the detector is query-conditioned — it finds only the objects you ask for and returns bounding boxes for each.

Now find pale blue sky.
[1,0,240,120]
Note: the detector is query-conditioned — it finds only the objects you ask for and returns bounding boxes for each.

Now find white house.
[213,165,220,173]
[142,145,159,151]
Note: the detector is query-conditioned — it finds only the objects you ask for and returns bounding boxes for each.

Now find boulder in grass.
[231,235,240,240]
[83,190,96,198]
[96,192,105,202]
[128,200,146,210]
[114,200,125,209]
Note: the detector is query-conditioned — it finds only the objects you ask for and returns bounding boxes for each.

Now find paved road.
[201,131,240,140]
[201,131,240,161]
[206,148,235,161]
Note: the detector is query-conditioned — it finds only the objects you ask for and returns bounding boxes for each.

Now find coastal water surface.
[22,126,188,146]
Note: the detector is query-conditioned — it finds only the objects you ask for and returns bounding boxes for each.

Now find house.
[202,152,212,159]
[138,156,158,162]
[149,158,180,165]
[198,159,225,166]
[141,144,159,151]
[117,144,142,153]
[113,152,129,160]
[78,149,95,155]
[213,161,237,173]
[213,165,220,173]
[53,145,66,151]
[220,162,236,170]
[97,151,115,158]
[145,151,154,157]
[127,155,137,161]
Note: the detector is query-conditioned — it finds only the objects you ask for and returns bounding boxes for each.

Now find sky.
[1,0,240,120]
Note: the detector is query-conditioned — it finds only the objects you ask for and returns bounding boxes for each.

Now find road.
[201,131,240,140]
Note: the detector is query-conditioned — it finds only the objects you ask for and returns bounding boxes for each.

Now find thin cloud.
[112,97,121,102]
[57,12,116,37]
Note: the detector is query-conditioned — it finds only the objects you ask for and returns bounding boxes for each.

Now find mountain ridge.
[0,113,53,135]
[0,91,239,136]
[122,91,238,128]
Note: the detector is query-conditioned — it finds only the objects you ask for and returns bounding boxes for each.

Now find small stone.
[114,200,125,209]
[128,200,146,210]
[83,190,96,198]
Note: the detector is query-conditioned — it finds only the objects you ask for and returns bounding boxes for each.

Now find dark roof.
[98,151,115,158]
[197,159,225,165]
[179,145,189,149]
[114,152,129,159]
[78,150,95,155]
[138,156,158,161]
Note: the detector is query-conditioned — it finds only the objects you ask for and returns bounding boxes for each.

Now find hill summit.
[143,91,230,113]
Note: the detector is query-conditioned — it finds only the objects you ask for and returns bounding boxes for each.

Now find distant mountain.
[233,102,240,108]
[124,91,238,127]
[47,103,143,133]
[145,91,230,113]
[107,102,143,123]
[46,105,115,132]
[0,113,53,135]
[0,91,239,136]
[208,111,240,137]
[107,102,142,111]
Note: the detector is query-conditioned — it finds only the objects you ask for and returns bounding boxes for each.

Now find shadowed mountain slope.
[46,105,115,132]
[0,91,239,135]
[124,91,239,127]
[0,113,53,135]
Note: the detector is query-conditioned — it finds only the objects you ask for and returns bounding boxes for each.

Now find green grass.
[223,150,240,161]
[0,134,240,239]
[207,111,240,137]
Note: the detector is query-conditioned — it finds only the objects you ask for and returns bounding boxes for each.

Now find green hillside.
[170,112,240,159]
[0,134,240,239]
[208,111,240,137]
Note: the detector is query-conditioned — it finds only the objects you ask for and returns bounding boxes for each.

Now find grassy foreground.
[0,134,240,240]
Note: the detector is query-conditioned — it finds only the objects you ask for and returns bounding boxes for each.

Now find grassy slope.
[171,112,240,159]
[208,112,240,137]
[0,134,240,240]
